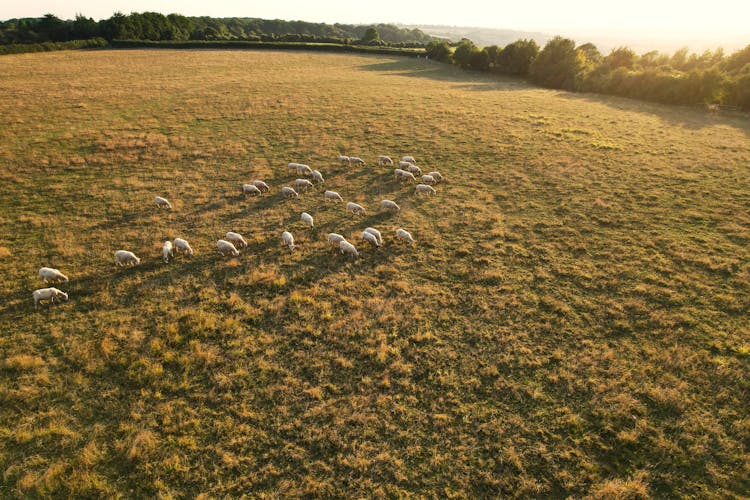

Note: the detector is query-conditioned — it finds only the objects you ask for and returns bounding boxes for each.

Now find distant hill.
[407,24,551,47]
[406,24,748,55]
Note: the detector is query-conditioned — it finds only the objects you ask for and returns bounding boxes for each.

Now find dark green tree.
[496,39,539,75]
[452,38,480,69]
[425,41,452,63]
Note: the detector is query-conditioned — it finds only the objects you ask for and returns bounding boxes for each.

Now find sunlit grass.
[0,49,748,497]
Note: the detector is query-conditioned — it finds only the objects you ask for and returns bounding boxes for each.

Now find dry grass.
[0,49,748,497]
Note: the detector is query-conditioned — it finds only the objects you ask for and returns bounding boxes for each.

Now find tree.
[425,41,452,63]
[607,46,636,69]
[529,36,584,90]
[453,38,480,69]
[362,27,380,43]
[496,39,539,75]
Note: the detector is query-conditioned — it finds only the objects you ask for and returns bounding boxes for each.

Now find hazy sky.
[3,0,749,39]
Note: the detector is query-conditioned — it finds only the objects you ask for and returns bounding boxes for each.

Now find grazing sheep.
[311,170,325,183]
[349,157,366,166]
[402,155,417,164]
[399,160,414,168]
[297,164,313,176]
[346,201,366,216]
[394,168,407,179]
[252,180,270,192]
[378,155,394,166]
[421,174,436,185]
[154,196,172,209]
[115,250,141,266]
[339,240,359,259]
[364,227,383,246]
[242,183,262,196]
[396,228,415,245]
[361,230,380,248]
[426,171,443,182]
[294,178,314,190]
[415,184,437,195]
[32,287,68,309]
[397,170,417,182]
[281,186,299,198]
[327,233,346,247]
[162,240,174,263]
[287,162,302,173]
[406,164,422,176]
[380,199,400,213]
[217,239,240,257]
[38,267,68,284]
[225,231,248,249]
[173,238,194,256]
[324,190,344,202]
[338,155,350,165]
[301,212,314,229]
[281,231,295,252]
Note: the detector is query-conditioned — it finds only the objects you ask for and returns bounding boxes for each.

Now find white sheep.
[402,155,417,164]
[394,168,407,179]
[426,171,443,182]
[378,155,394,166]
[415,184,437,195]
[421,174,436,185]
[324,190,343,202]
[349,157,366,166]
[225,231,248,249]
[346,201,366,216]
[311,170,325,183]
[380,199,400,213]
[38,267,68,284]
[32,287,68,309]
[115,250,141,266]
[242,183,262,196]
[252,180,270,192]
[364,227,383,246]
[294,178,314,190]
[337,155,350,165]
[281,231,295,252]
[399,160,414,169]
[162,240,174,263]
[301,212,314,229]
[173,238,194,256]
[327,233,346,247]
[154,196,172,209]
[296,164,313,176]
[397,170,417,183]
[287,162,302,173]
[281,186,299,198]
[361,230,380,248]
[396,228,415,245]
[339,240,359,259]
[217,239,240,257]
[406,164,422,176]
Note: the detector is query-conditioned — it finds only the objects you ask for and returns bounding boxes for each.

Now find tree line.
[2,13,748,111]
[427,37,750,110]
[0,13,436,46]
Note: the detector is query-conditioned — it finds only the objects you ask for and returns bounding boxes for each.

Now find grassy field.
[0,49,748,498]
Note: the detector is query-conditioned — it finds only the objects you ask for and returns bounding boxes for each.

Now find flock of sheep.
[31,154,442,309]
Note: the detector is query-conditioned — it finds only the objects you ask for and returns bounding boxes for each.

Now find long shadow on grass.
[554,91,750,136]
[361,59,750,137]
[358,60,531,91]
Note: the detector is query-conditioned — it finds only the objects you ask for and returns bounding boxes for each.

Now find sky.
[2,0,749,40]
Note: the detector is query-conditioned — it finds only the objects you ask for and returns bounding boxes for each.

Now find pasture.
[0,49,748,497]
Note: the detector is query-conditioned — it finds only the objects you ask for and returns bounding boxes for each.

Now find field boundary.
[109,39,425,57]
